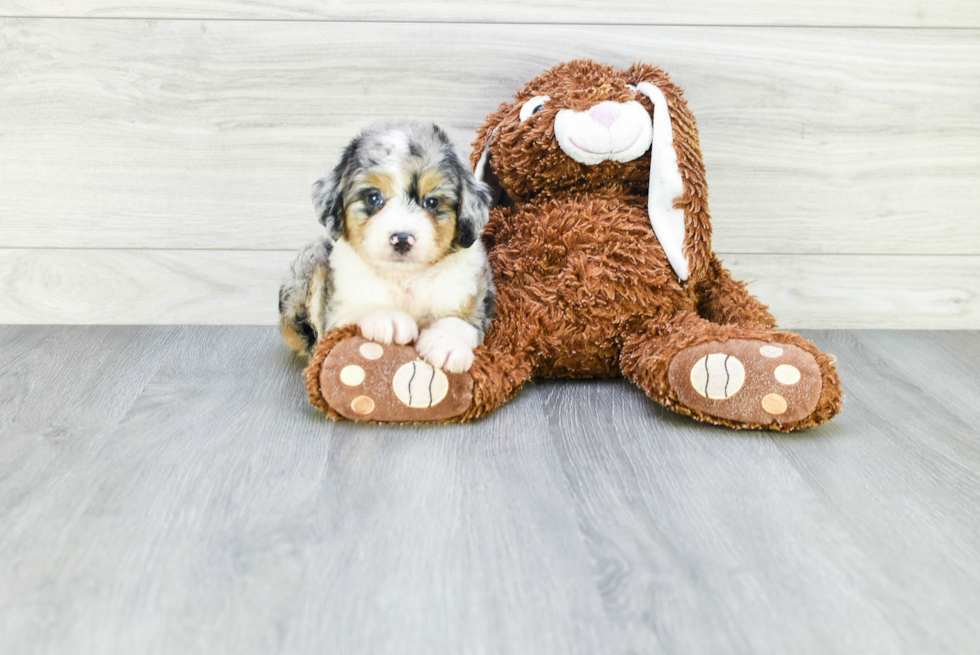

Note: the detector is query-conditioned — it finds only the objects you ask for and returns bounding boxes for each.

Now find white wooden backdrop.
[0,2,977,328]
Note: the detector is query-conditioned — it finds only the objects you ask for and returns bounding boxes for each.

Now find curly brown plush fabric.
[305,60,842,431]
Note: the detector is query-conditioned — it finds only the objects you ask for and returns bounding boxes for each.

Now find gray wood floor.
[1,326,978,654]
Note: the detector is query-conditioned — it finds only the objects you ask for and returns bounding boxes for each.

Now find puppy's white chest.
[400,271,475,322]
[327,239,479,329]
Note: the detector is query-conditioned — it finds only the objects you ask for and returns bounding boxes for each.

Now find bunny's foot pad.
[668,339,822,427]
[319,336,473,422]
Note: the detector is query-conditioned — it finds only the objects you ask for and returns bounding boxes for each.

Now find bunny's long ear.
[633,82,689,281]
[473,129,512,209]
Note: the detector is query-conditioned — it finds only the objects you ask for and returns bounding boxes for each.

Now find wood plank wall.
[1,3,978,328]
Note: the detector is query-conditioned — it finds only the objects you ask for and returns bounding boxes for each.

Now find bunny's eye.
[519,95,550,122]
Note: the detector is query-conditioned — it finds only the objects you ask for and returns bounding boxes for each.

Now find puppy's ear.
[312,169,343,240]
[315,138,362,240]
[454,159,492,249]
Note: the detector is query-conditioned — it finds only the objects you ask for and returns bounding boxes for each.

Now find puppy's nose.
[389,232,416,254]
[588,101,623,129]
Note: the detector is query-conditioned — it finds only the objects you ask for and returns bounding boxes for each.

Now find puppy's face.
[343,159,460,267]
[314,122,490,270]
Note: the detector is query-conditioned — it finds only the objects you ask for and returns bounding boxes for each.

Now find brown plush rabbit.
[304,60,842,431]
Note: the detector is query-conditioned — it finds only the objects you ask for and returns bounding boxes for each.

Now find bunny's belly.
[485,196,699,376]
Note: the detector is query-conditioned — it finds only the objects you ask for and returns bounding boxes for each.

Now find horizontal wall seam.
[2,16,980,29]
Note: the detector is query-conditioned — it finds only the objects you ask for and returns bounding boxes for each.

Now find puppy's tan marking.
[415,169,457,254]
[417,170,450,201]
[448,295,477,322]
[279,320,309,355]
[344,206,370,252]
[345,171,398,253]
[358,172,396,200]
[432,213,456,254]
[307,266,330,337]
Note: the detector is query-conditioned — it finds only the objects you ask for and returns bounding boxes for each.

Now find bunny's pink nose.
[588,102,623,129]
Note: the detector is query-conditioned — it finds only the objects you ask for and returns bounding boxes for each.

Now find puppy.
[279,121,495,373]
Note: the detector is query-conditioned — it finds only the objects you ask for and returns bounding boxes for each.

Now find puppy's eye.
[519,95,550,122]
[366,191,384,208]
[422,197,440,210]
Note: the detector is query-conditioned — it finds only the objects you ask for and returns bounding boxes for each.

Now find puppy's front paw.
[356,310,419,345]
[416,318,480,373]
[416,333,474,373]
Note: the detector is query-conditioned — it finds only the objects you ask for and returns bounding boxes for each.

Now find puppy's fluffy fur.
[279,121,495,373]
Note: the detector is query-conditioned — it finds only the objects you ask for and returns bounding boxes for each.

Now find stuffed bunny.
[304,60,842,431]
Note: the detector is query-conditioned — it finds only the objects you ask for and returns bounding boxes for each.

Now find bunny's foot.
[620,313,842,432]
[308,333,473,422]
